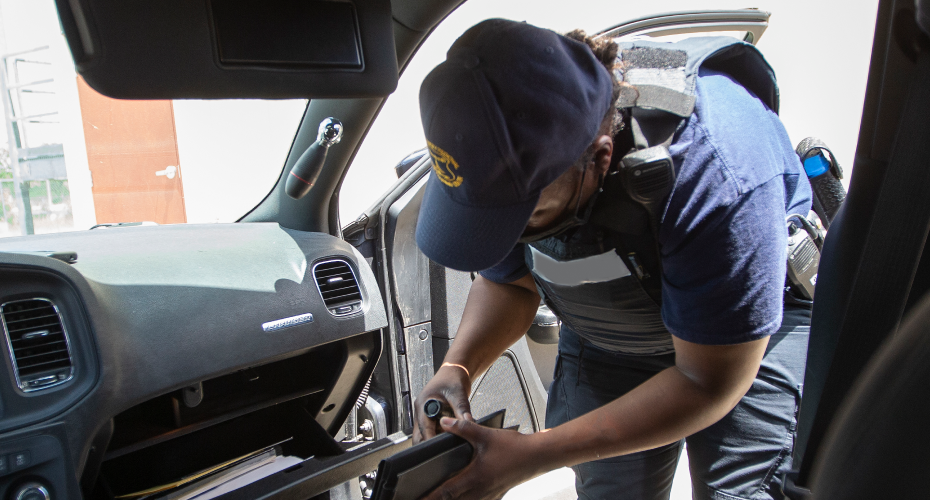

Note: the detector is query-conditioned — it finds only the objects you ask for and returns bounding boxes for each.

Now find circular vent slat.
[313,260,363,316]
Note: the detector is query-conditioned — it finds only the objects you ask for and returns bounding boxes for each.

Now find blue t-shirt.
[481,67,812,346]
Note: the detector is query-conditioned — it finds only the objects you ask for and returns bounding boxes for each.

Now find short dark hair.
[563,30,624,168]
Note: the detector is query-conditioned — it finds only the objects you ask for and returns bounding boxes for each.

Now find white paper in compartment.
[188,456,305,500]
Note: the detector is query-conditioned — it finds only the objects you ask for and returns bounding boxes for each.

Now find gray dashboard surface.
[0,223,387,471]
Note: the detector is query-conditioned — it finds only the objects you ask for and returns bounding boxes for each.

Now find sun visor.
[55,0,398,99]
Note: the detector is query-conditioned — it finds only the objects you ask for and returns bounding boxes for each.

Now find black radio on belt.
[786,215,821,300]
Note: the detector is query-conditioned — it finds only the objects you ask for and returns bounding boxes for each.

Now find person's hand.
[421,417,542,500]
[413,363,474,443]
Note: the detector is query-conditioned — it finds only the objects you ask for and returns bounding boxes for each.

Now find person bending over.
[412,19,811,500]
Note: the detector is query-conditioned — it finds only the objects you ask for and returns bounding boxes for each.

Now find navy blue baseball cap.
[415,19,614,272]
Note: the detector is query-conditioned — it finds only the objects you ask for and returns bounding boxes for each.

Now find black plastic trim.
[214,433,411,500]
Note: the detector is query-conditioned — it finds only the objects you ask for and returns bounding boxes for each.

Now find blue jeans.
[545,306,810,500]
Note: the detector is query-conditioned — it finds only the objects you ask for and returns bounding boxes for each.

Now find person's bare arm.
[413,273,539,443]
[443,273,539,380]
[423,334,769,499]
[534,334,769,465]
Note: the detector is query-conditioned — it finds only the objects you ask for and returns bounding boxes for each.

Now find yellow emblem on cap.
[427,141,463,188]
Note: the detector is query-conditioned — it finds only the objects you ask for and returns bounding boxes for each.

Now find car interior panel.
[378,168,549,434]
[789,0,930,494]
[0,0,926,498]
[55,0,400,99]
[0,223,390,498]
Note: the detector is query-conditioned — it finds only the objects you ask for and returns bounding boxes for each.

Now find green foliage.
[0,148,10,179]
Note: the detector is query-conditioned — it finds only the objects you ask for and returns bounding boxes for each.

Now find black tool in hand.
[423,399,454,421]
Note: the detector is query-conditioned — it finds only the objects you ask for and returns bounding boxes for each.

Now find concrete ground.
[503,445,693,500]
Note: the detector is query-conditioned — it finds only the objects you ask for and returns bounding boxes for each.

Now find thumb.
[440,417,484,442]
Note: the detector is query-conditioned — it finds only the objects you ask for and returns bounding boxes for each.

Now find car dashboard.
[0,223,388,499]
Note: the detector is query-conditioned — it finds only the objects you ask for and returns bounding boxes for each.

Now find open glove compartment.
[84,331,385,499]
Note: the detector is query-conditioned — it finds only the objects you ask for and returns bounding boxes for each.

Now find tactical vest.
[526,37,780,355]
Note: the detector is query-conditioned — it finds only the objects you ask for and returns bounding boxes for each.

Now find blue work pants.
[545,306,810,500]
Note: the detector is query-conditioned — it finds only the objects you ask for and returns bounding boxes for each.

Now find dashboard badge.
[262,313,314,332]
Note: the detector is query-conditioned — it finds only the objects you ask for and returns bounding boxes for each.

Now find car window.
[339,0,878,223]
[0,1,307,238]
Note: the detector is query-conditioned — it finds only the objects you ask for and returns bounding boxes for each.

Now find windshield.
[0,1,307,238]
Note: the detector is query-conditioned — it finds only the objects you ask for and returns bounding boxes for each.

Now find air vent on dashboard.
[313,260,363,316]
[1,299,74,392]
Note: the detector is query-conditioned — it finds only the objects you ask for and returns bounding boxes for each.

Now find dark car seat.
[787,1,930,494]
[809,291,930,498]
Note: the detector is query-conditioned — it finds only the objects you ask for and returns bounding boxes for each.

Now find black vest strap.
[588,171,664,305]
